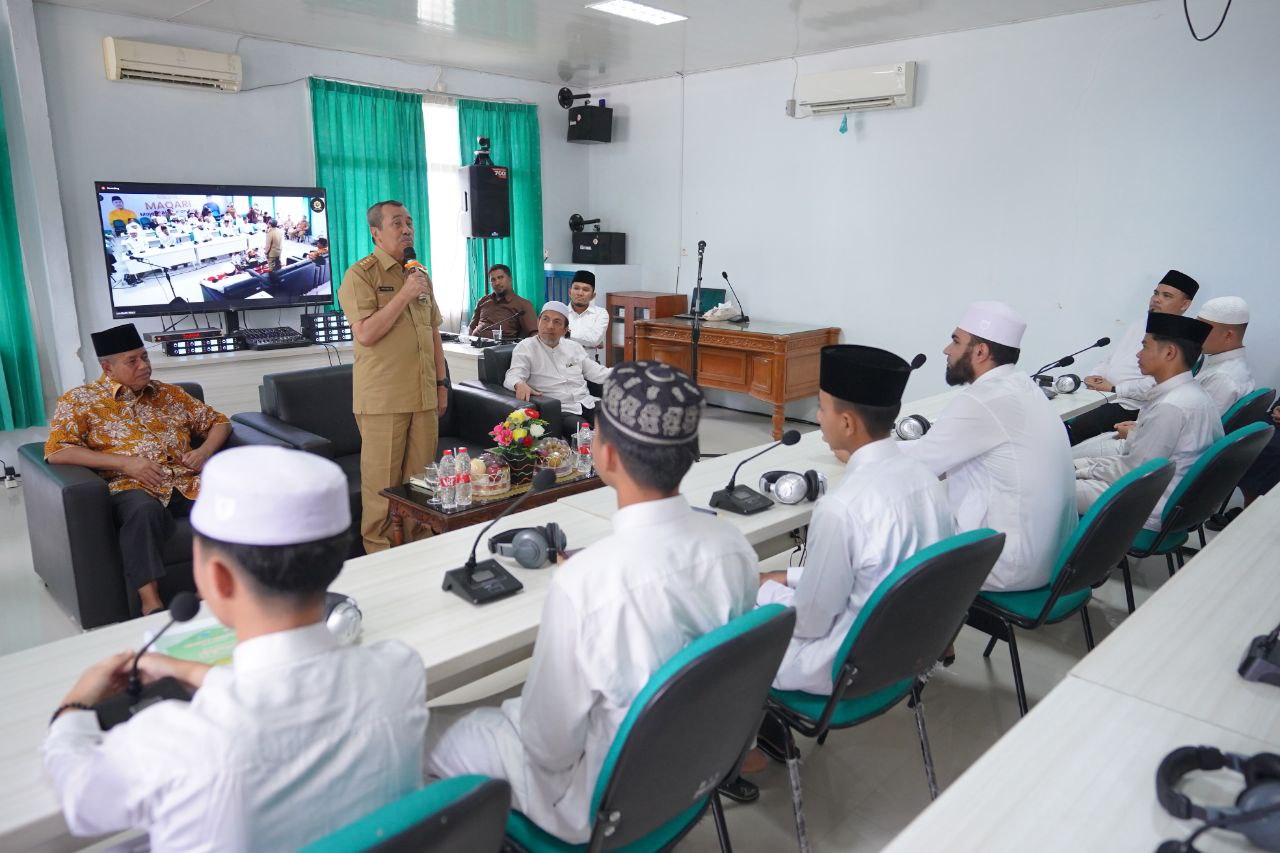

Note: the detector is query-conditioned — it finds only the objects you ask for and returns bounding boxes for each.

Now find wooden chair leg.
[1080,607,1096,650]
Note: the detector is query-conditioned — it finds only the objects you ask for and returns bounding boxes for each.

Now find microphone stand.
[128,253,183,304]
[689,240,706,385]
[720,271,749,323]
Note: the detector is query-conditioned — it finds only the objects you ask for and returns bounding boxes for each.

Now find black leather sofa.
[19,382,288,629]
[231,362,535,548]
[470,343,599,437]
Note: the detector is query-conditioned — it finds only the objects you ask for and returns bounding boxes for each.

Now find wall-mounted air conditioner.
[787,62,916,117]
[103,37,242,93]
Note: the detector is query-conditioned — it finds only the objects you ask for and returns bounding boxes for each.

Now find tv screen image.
[96,181,331,319]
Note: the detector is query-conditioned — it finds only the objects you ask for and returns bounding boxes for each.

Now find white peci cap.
[956,300,1027,349]
[1198,296,1249,326]
[540,301,572,321]
[191,447,350,546]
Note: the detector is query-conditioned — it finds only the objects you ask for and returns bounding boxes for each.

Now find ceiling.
[42,0,1155,86]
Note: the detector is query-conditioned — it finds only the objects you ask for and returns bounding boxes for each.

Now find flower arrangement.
[490,407,549,461]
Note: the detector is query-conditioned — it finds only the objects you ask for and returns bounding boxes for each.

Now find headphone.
[487,523,567,568]
[1035,373,1082,399]
[895,414,931,441]
[324,592,362,646]
[759,470,827,504]
[1154,746,1280,852]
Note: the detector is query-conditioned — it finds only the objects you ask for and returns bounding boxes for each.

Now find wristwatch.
[436,379,447,387]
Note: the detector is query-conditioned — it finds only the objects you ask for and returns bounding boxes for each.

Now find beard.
[945,348,976,386]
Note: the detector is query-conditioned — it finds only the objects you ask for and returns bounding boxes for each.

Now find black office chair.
[503,605,796,853]
[967,459,1174,714]
[766,529,1006,853]
[302,776,511,852]
[1121,423,1275,611]
[1205,388,1276,531]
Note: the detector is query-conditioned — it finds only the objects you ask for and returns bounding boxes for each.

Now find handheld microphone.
[94,592,201,730]
[443,468,557,604]
[710,429,801,515]
[719,271,750,324]
[403,247,430,301]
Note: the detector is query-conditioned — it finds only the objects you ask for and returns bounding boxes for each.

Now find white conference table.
[0,503,614,853]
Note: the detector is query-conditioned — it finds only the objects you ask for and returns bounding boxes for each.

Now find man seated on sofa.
[505,302,612,426]
[45,323,230,616]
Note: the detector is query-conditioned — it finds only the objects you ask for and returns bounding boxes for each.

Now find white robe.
[504,336,611,415]
[1196,348,1255,416]
[898,364,1078,591]
[1088,318,1155,411]
[567,303,610,357]
[1075,371,1223,530]
[42,624,429,852]
[759,438,953,694]
[425,495,757,843]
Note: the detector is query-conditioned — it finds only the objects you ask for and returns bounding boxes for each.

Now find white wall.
[32,2,589,382]
[586,1,1280,414]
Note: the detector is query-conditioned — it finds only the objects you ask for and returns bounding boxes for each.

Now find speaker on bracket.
[559,86,613,144]
[460,137,510,238]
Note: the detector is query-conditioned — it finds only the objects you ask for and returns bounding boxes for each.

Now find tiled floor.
[0,407,1201,851]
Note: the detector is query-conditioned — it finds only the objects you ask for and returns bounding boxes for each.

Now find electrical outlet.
[681,247,688,256]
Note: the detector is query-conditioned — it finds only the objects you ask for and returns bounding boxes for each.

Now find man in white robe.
[426,361,757,843]
[758,344,952,695]
[41,447,429,851]
[1076,312,1223,530]
[566,270,610,361]
[1195,296,1255,416]
[506,301,611,424]
[899,301,1078,592]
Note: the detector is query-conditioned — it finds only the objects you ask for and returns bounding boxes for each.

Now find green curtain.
[310,79,430,307]
[0,88,44,430]
[457,100,543,310]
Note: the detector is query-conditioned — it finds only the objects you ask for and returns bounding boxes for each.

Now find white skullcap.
[1198,296,1250,325]
[540,301,571,321]
[191,447,350,546]
[957,300,1026,349]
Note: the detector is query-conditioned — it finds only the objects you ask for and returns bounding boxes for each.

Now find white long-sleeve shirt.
[898,364,1078,591]
[1196,348,1255,416]
[42,624,429,853]
[504,336,611,415]
[1089,319,1155,411]
[567,303,610,356]
[1075,371,1223,529]
[759,439,953,694]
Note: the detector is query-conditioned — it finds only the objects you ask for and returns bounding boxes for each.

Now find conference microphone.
[94,592,201,730]
[710,429,801,515]
[698,240,707,256]
[469,308,525,346]
[720,271,750,324]
[443,467,557,604]
[1031,337,1111,379]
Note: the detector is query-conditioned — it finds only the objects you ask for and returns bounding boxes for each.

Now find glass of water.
[422,462,440,505]
[492,327,504,343]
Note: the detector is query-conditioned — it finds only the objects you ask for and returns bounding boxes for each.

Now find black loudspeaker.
[461,164,510,238]
[572,231,626,264]
[568,105,612,143]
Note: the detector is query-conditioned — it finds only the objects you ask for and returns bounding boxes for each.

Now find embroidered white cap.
[956,300,1027,349]
[191,447,350,546]
[1198,296,1249,326]
[540,300,572,321]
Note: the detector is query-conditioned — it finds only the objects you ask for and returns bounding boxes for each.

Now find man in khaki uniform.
[338,200,448,552]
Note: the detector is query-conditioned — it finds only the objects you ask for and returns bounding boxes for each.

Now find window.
[422,97,467,331]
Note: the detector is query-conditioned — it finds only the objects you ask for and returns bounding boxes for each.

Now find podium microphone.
[710,429,801,515]
[94,592,201,730]
[1032,337,1111,379]
[444,468,557,604]
[720,271,750,324]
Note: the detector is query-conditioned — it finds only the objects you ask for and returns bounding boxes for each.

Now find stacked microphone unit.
[301,310,353,344]
[163,333,242,356]
[94,592,201,729]
[710,430,802,514]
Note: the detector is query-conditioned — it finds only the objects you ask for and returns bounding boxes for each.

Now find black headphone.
[758,470,827,504]
[1154,746,1280,852]
[894,414,931,441]
[487,523,567,569]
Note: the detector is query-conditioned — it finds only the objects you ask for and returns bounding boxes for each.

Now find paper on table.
[145,617,236,666]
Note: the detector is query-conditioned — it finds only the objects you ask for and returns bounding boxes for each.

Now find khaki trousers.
[355,409,438,553]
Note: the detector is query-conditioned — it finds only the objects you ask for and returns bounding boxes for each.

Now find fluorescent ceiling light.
[586,1,687,26]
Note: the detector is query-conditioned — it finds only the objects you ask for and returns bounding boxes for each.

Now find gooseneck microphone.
[95,591,201,730]
[443,468,557,604]
[1031,337,1111,378]
[720,271,750,324]
[710,429,801,515]
[469,308,525,345]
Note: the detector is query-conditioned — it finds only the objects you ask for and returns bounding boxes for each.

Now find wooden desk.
[635,318,839,439]
[883,679,1268,852]
[381,471,602,543]
[0,503,614,852]
[604,290,688,367]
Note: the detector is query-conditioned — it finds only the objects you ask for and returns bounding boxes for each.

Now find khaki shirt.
[338,246,443,414]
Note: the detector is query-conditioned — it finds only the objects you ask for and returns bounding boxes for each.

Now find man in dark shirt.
[468,264,537,340]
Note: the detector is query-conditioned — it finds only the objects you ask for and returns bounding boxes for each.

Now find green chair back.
[1160,423,1275,537]
[302,776,510,853]
[1223,387,1276,434]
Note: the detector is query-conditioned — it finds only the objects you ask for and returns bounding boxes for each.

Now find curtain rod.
[241,73,531,105]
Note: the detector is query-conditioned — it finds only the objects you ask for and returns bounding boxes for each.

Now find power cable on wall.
[1184,0,1233,42]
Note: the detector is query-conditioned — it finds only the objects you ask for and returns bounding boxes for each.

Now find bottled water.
[455,447,473,507]
[575,425,593,475]
[438,450,457,510]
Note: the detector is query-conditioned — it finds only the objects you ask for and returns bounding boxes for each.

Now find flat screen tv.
[95,181,331,321]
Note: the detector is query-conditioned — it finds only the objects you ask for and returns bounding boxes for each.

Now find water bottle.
[455,447,473,507]
[438,450,457,510]
[575,425,593,475]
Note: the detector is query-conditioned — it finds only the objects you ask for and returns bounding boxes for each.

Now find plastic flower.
[524,408,540,419]
[522,436,534,447]
[529,424,545,438]
[512,427,528,441]
[509,410,528,424]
